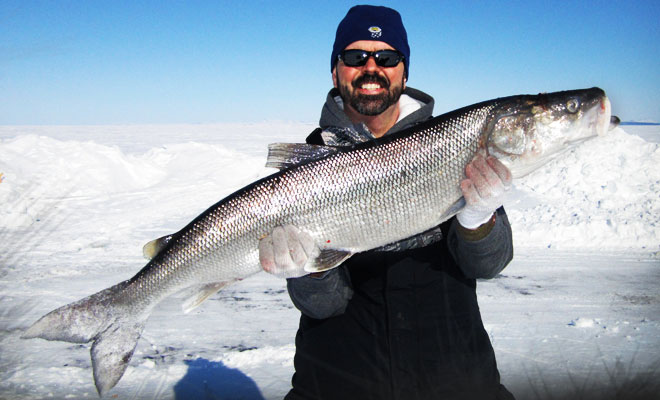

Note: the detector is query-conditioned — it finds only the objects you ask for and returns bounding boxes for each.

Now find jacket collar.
[318,87,435,143]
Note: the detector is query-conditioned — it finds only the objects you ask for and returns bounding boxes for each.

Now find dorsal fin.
[142,234,173,260]
[266,143,339,170]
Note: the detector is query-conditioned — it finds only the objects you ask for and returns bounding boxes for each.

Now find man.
[259,5,515,400]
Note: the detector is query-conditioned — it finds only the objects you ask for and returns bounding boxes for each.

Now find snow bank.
[505,127,660,252]
[0,135,264,229]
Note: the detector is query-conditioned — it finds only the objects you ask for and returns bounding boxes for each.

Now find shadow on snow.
[174,358,265,400]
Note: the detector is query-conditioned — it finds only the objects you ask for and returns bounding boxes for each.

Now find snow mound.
[0,135,265,230]
[505,127,660,252]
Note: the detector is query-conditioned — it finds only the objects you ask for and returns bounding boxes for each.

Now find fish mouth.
[595,96,612,136]
[579,94,612,139]
[609,115,621,130]
[564,94,611,146]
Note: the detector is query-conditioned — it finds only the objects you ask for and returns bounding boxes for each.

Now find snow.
[504,127,660,252]
[0,122,659,399]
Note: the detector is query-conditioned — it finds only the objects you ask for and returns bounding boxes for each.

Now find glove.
[259,225,318,278]
[457,153,512,229]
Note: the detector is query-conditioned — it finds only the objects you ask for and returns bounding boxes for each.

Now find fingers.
[259,225,316,278]
[486,156,512,188]
[458,155,511,229]
[258,234,276,273]
[464,154,511,201]
[274,225,307,268]
[460,179,480,206]
[293,225,318,259]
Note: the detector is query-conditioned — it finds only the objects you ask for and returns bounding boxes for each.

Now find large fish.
[23,87,616,395]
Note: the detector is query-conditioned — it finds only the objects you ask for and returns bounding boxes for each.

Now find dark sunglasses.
[338,49,404,68]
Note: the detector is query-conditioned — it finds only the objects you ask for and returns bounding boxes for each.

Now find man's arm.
[286,267,353,319]
[448,207,513,279]
[449,152,514,279]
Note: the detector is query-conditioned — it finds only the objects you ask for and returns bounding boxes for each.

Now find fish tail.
[22,280,146,396]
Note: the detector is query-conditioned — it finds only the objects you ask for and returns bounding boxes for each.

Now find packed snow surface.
[0,123,658,399]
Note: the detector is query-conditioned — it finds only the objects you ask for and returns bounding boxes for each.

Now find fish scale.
[22,87,614,396]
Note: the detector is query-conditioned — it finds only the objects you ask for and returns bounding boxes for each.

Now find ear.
[403,77,407,90]
[332,67,338,88]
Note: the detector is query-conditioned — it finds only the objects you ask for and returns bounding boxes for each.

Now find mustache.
[352,73,390,89]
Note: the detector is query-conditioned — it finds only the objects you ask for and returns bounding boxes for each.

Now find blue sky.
[2,0,659,125]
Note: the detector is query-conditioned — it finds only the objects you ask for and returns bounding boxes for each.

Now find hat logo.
[368,26,382,38]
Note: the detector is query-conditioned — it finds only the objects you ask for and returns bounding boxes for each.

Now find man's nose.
[362,56,379,72]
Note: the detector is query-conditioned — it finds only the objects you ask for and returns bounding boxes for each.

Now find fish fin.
[182,281,235,314]
[266,143,339,170]
[439,197,467,223]
[22,280,146,396]
[304,249,354,273]
[142,234,173,260]
[91,320,144,396]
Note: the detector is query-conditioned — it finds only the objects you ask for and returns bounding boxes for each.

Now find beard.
[338,73,404,116]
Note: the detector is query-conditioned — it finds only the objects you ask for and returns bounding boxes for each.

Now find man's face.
[333,40,406,116]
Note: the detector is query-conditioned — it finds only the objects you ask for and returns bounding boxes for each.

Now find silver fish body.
[22,87,613,395]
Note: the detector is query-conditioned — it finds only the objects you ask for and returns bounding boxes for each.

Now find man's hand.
[457,154,512,230]
[259,225,318,278]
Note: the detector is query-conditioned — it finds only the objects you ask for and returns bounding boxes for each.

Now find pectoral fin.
[304,249,354,273]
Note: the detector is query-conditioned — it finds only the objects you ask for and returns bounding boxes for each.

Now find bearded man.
[259,5,516,400]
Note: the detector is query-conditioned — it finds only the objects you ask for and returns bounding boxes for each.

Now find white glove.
[259,225,318,278]
[457,154,512,229]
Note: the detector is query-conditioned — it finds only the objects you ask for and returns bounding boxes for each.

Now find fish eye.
[566,98,580,113]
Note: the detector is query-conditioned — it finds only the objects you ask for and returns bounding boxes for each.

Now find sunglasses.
[338,49,404,68]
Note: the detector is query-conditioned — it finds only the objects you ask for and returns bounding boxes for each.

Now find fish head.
[486,87,612,178]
